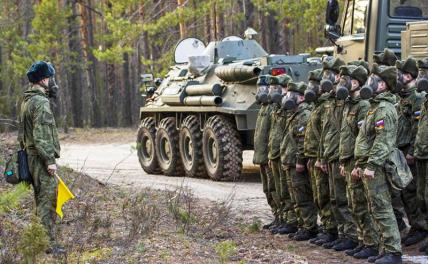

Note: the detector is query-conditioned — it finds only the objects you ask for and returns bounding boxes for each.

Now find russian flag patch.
[375,119,385,129]
[298,126,305,132]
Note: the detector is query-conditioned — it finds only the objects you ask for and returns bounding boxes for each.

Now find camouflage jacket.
[253,104,273,164]
[320,95,345,162]
[280,102,311,165]
[415,94,428,159]
[339,96,370,163]
[304,93,330,158]
[396,87,423,155]
[268,104,289,160]
[19,85,60,165]
[355,92,398,170]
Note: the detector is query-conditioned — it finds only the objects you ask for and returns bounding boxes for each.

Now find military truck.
[137,33,321,181]
[321,0,428,63]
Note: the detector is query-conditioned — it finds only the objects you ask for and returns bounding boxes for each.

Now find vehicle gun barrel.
[215,66,261,83]
[183,96,223,106]
[185,83,223,96]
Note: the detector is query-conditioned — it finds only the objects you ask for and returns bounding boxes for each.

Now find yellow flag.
[55,174,75,219]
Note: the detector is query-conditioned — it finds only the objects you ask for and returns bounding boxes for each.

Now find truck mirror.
[325,0,339,26]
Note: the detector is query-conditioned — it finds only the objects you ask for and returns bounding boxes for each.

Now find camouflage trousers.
[270,158,297,225]
[307,158,336,233]
[260,163,279,217]
[284,164,317,231]
[328,161,357,240]
[362,165,402,254]
[29,154,58,244]
[343,159,379,247]
[416,159,428,219]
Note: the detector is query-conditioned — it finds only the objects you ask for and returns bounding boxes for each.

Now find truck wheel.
[155,117,184,176]
[137,117,161,174]
[179,115,207,178]
[202,115,242,181]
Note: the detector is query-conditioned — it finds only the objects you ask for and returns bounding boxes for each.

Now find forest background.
[0,0,330,130]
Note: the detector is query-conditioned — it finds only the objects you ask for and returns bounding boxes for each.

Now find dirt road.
[58,142,271,221]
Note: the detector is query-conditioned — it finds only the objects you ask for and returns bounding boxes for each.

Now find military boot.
[419,242,428,253]
[345,244,363,256]
[403,229,427,246]
[263,216,279,230]
[323,238,343,249]
[277,224,298,235]
[332,238,358,251]
[314,232,337,246]
[374,253,402,264]
[293,229,318,241]
[353,246,379,259]
[368,253,384,263]
[396,217,407,232]
[310,232,327,244]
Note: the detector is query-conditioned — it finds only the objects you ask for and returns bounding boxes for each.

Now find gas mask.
[396,71,408,96]
[268,85,283,105]
[336,75,352,100]
[360,75,382,99]
[416,68,428,93]
[320,70,337,93]
[304,81,320,103]
[256,85,269,104]
[282,91,300,110]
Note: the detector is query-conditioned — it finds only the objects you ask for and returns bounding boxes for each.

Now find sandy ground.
[57,142,271,221]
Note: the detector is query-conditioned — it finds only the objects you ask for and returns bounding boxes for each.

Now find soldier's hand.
[406,154,415,165]
[268,160,272,168]
[320,163,328,173]
[351,167,361,180]
[315,160,321,168]
[339,165,346,177]
[47,164,57,176]
[281,164,287,171]
[363,168,375,180]
[296,163,305,173]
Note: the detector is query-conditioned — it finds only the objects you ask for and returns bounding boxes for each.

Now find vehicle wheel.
[179,115,207,178]
[202,115,242,181]
[137,117,161,174]
[155,117,184,176]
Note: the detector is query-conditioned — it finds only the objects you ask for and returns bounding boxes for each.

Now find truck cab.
[324,0,428,62]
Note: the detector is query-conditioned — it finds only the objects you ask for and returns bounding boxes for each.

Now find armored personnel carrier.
[137,33,321,181]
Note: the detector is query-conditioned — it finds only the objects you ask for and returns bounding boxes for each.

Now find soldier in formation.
[255,48,428,264]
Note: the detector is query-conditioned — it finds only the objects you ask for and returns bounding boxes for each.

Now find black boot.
[277,224,298,235]
[419,242,428,253]
[263,217,278,230]
[332,238,358,251]
[309,232,327,244]
[396,217,407,232]
[314,232,337,246]
[323,238,342,249]
[353,246,379,259]
[368,253,384,263]
[374,253,402,264]
[294,229,318,241]
[403,229,427,246]
[345,244,363,256]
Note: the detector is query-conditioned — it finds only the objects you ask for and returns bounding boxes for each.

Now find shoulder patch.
[375,119,385,129]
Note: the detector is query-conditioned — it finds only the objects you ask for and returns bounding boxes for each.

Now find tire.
[155,117,184,176]
[137,117,161,174]
[202,115,243,181]
[179,115,207,178]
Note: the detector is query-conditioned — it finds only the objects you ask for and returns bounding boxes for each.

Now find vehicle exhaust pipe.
[183,96,223,106]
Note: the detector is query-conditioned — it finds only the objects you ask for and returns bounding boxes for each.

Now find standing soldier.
[373,49,407,231]
[395,57,428,246]
[354,64,402,264]
[253,75,279,229]
[19,61,64,254]
[337,64,379,259]
[319,58,358,251]
[280,82,318,241]
[267,74,298,235]
[304,69,337,245]
[413,58,428,253]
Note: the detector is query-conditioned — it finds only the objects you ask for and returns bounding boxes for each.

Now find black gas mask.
[282,91,300,110]
[416,68,428,93]
[320,70,337,93]
[268,85,283,105]
[336,75,352,100]
[256,85,269,104]
[396,71,408,96]
[304,81,320,103]
[360,75,382,99]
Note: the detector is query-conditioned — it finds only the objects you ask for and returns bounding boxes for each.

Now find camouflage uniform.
[304,92,336,233]
[415,95,428,216]
[253,104,278,217]
[269,103,296,225]
[281,84,317,232]
[395,58,428,233]
[338,66,379,248]
[355,67,402,254]
[19,85,60,243]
